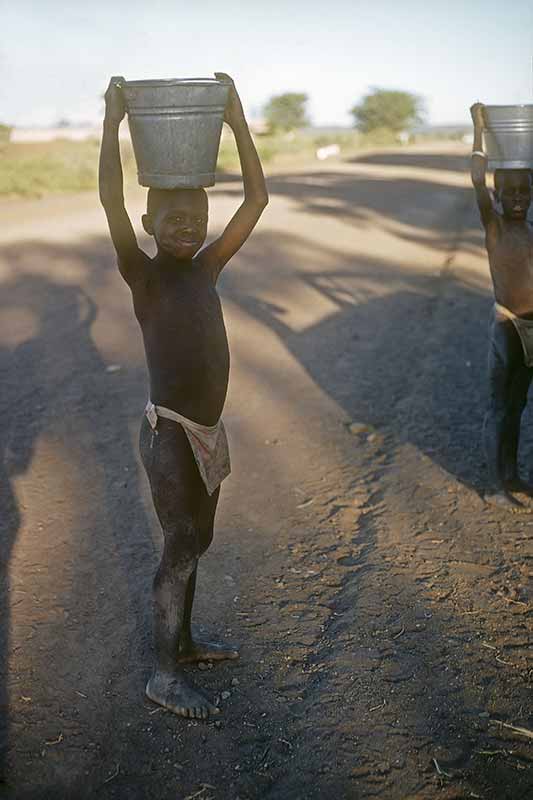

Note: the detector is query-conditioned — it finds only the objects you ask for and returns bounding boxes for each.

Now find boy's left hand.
[215,72,245,127]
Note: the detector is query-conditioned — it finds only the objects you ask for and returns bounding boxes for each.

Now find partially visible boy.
[471,102,533,510]
[99,74,268,718]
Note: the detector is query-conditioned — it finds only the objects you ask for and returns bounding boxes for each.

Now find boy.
[471,102,533,510]
[99,74,268,718]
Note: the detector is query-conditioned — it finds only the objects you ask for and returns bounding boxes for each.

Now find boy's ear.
[142,213,154,236]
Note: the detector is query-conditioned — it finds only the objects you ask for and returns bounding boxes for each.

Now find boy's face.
[144,190,208,260]
[499,172,532,221]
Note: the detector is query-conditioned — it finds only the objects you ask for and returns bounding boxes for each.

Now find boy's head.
[142,188,208,259]
[494,169,533,221]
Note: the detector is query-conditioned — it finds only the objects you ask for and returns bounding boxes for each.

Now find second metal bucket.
[122,78,230,189]
[483,105,533,169]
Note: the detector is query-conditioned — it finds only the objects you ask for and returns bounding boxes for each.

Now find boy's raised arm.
[99,77,144,284]
[470,103,497,230]
[201,73,268,279]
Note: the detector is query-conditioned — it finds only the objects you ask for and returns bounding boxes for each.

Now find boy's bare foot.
[484,489,528,512]
[504,478,533,497]
[177,639,239,664]
[146,671,219,720]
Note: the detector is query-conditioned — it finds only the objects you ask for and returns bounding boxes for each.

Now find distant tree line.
[263,88,425,135]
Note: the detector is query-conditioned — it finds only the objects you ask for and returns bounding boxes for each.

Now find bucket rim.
[123,78,225,89]
[483,103,533,111]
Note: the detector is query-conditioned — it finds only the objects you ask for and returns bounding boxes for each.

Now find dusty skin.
[145,671,219,721]
[98,73,267,719]
[1,144,531,799]
[176,639,240,664]
[483,489,527,512]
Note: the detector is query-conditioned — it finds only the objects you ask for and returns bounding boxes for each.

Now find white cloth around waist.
[144,400,231,495]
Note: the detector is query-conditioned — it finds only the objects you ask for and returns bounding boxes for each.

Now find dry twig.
[104,763,120,784]
[491,720,533,740]
[432,757,451,778]
[184,786,215,800]
[45,734,63,746]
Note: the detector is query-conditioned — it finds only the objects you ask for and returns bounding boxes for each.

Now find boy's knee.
[163,517,200,566]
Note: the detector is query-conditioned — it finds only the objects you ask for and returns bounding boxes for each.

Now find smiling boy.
[471,102,533,510]
[99,74,267,718]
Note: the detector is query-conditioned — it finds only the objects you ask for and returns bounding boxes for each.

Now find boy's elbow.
[256,192,269,211]
[99,182,121,209]
[245,193,268,215]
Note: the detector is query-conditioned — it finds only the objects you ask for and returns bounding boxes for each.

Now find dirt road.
[0,145,531,799]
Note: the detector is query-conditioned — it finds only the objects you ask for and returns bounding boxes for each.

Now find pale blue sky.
[2,0,533,127]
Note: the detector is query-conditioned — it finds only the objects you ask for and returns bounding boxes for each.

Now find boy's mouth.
[169,237,200,250]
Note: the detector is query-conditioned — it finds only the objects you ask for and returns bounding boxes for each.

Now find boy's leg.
[484,313,529,508]
[178,487,239,663]
[501,364,533,492]
[139,416,218,719]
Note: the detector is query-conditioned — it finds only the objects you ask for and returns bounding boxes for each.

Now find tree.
[351,89,424,134]
[263,93,309,132]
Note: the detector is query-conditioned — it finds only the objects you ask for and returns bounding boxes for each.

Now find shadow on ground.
[221,226,495,495]
[217,152,484,255]
[350,149,470,173]
[1,159,530,797]
[0,252,157,796]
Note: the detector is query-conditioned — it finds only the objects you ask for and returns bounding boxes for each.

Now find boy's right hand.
[215,73,245,128]
[470,102,485,127]
[104,76,126,123]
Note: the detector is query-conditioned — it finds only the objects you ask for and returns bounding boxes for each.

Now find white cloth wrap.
[145,400,231,495]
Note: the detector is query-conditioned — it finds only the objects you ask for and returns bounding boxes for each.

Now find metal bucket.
[483,105,533,169]
[122,78,230,189]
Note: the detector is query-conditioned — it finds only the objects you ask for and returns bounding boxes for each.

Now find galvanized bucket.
[122,78,230,189]
[483,105,533,169]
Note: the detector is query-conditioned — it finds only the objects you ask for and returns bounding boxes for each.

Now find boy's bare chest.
[135,275,224,331]
[490,226,533,270]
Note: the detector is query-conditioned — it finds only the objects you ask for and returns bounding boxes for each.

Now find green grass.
[0,127,444,198]
[0,138,138,198]
[0,139,99,196]
[210,128,399,172]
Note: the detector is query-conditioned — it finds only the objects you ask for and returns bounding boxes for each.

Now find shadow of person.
[0,350,23,783]
[350,149,470,173]
[0,278,58,784]
[221,240,493,496]
[0,270,156,795]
